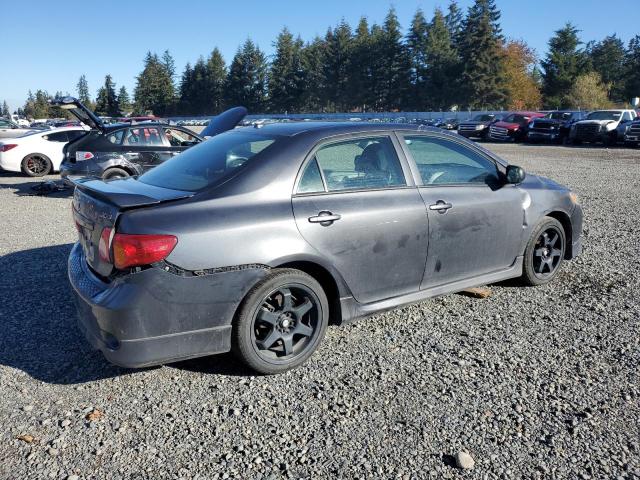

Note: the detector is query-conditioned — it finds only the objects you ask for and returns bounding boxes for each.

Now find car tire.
[232,268,329,374]
[520,217,566,286]
[21,154,52,177]
[102,168,130,180]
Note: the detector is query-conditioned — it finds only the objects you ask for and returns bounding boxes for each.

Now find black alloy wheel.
[521,217,566,286]
[232,269,329,374]
[21,154,52,177]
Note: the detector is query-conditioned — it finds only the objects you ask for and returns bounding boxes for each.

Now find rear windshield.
[138,129,278,191]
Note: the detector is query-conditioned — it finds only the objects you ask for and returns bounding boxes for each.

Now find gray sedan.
[68,122,583,374]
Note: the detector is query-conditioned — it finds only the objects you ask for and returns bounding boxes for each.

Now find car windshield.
[138,129,278,192]
[473,114,494,121]
[546,112,572,120]
[587,111,621,121]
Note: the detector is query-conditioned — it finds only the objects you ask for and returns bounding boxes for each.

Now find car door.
[292,134,429,304]
[121,126,173,172]
[399,133,524,290]
[41,131,71,169]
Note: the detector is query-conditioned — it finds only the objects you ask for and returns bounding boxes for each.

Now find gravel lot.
[0,143,639,479]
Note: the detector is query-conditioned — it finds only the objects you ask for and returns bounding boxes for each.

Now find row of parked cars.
[457,109,640,147]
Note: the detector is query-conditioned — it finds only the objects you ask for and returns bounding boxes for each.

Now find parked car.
[526,111,587,144]
[488,112,545,142]
[433,118,459,130]
[457,113,502,140]
[0,127,89,176]
[624,119,640,147]
[51,97,246,182]
[68,122,583,374]
[569,109,638,145]
[0,118,35,139]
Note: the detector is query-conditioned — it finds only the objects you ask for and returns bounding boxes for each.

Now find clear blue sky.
[2,0,638,112]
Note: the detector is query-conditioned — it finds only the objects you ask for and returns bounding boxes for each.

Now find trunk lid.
[50,96,105,132]
[200,106,248,138]
[72,178,193,276]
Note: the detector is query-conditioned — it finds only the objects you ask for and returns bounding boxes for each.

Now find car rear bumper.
[68,242,269,368]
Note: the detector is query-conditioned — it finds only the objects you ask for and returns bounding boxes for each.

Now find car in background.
[0,118,36,139]
[457,113,502,140]
[433,118,459,131]
[624,119,640,147]
[0,126,89,176]
[488,112,546,142]
[569,109,638,145]
[51,97,246,182]
[526,111,587,144]
[68,122,582,374]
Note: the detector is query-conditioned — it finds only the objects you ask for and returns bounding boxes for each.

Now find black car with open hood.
[51,97,246,183]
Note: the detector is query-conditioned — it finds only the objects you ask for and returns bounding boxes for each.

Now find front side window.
[139,130,278,192]
[163,128,200,147]
[123,127,164,146]
[314,136,406,192]
[404,136,498,185]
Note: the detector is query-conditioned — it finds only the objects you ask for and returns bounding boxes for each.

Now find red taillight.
[99,228,112,262]
[76,151,94,161]
[1,144,18,152]
[112,233,177,269]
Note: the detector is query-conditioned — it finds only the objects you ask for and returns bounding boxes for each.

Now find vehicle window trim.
[292,132,416,196]
[396,132,505,188]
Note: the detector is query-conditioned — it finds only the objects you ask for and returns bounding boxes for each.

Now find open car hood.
[50,96,105,132]
[200,106,248,138]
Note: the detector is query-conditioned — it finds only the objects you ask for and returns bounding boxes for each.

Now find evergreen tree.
[623,35,640,103]
[269,28,306,113]
[178,62,194,114]
[118,86,131,113]
[134,51,176,115]
[406,9,429,110]
[541,23,589,109]
[423,8,459,110]
[206,48,227,113]
[1,101,9,117]
[587,35,626,102]
[94,74,120,116]
[301,37,327,112]
[225,39,268,112]
[445,1,464,49]
[23,90,52,119]
[76,75,92,105]
[459,0,507,109]
[377,8,411,110]
[162,50,176,80]
[348,17,375,111]
[323,22,352,111]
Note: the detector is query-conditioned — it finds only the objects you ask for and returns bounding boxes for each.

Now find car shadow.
[0,243,255,384]
[0,243,137,384]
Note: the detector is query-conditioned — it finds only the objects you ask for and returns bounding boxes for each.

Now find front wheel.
[232,269,329,374]
[21,154,52,177]
[520,217,566,286]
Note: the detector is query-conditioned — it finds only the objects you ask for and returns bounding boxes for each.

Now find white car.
[0,126,88,176]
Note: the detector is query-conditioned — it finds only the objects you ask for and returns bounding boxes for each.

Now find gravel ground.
[0,143,639,479]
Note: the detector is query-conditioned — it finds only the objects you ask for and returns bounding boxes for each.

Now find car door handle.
[429,201,453,213]
[308,211,341,224]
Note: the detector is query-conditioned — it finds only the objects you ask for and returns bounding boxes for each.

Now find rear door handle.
[308,211,341,225]
[429,200,452,213]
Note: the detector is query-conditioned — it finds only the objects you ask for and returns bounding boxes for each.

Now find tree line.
[5,0,640,119]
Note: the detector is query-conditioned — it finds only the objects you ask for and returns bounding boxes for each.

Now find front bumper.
[68,242,269,367]
[527,130,561,141]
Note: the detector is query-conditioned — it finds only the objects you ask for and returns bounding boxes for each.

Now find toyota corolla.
[68,122,583,374]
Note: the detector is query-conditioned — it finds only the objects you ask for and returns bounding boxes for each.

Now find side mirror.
[506,165,526,184]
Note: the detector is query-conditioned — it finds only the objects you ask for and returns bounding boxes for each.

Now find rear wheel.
[21,154,52,177]
[520,217,566,286]
[102,168,130,180]
[232,269,329,374]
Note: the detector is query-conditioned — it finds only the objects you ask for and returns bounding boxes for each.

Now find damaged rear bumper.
[67,242,269,368]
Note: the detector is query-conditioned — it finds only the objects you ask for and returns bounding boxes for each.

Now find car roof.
[239,121,427,138]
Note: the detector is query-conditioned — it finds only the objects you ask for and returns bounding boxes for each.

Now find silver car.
[68,122,583,374]
[0,118,35,139]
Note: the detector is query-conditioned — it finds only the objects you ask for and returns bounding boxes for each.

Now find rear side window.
[45,132,69,142]
[314,136,406,191]
[139,130,278,191]
[404,136,498,185]
[297,158,325,193]
[124,127,164,146]
[67,130,87,141]
[106,129,125,144]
